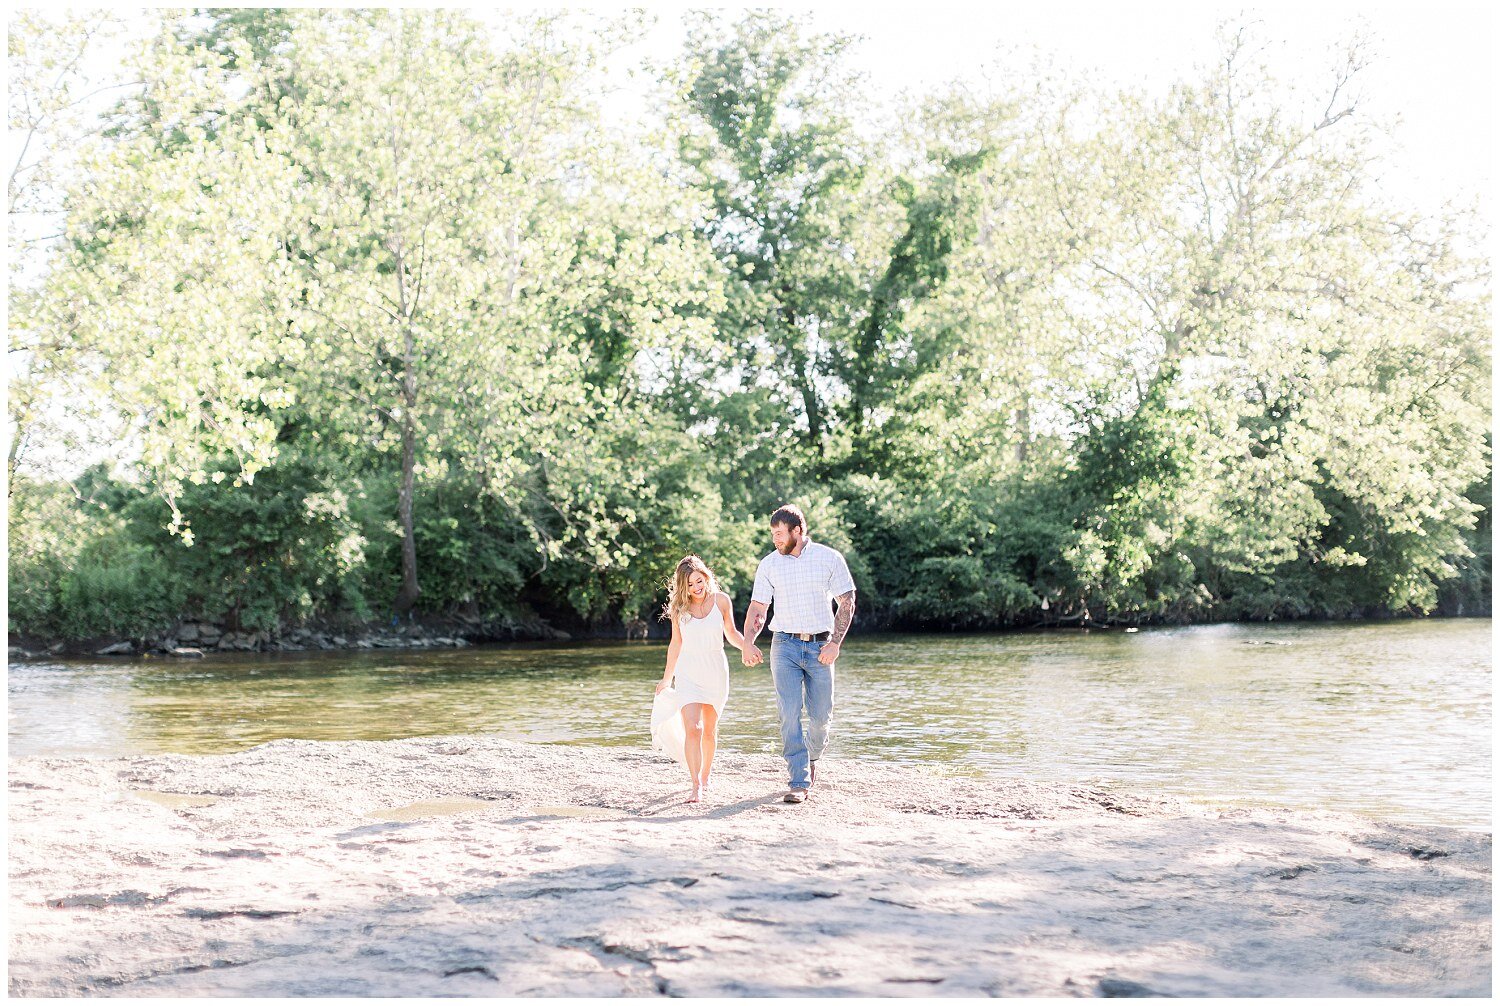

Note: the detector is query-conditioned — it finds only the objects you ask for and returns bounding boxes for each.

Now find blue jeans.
[770,632,835,789]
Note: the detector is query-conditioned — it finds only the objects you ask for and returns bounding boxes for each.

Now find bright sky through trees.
[10,4,1492,234]
[583,2,1492,221]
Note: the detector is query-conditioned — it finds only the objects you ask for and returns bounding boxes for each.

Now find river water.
[7,619,1490,830]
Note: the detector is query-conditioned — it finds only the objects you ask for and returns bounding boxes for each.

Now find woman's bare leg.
[699,704,720,788]
[681,703,704,800]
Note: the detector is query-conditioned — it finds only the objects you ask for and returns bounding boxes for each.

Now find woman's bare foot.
[699,775,710,795]
[686,784,701,804]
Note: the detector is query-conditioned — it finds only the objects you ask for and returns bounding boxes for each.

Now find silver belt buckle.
[797,632,815,641]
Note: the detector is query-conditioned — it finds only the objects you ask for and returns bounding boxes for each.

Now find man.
[740,504,856,804]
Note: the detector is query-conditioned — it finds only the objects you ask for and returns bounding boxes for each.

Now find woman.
[650,555,745,803]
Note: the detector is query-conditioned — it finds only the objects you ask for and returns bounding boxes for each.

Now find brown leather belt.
[789,631,830,642]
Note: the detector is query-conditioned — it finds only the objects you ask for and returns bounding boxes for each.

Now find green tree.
[120,449,369,631]
[670,12,990,487]
[16,15,305,533]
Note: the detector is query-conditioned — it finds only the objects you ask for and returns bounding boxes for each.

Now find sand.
[7,736,1491,996]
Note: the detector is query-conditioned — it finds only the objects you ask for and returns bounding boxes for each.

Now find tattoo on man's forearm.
[830,591,856,644]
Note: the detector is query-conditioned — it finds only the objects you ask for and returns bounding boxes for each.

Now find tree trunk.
[777,299,824,458]
[394,407,421,615]
[1014,404,1030,464]
[7,425,21,495]
[799,376,824,455]
[388,166,421,615]
[393,313,421,615]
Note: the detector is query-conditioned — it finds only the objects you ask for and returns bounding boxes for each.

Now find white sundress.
[649,604,730,764]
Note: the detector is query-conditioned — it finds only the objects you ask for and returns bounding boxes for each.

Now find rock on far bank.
[7,737,1491,998]
[4,622,483,662]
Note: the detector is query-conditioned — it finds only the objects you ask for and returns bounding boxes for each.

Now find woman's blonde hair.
[662,554,719,625]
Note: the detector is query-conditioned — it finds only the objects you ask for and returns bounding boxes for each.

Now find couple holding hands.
[650,504,857,805]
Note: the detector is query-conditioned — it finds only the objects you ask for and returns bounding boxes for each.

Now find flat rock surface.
[7,736,1491,996]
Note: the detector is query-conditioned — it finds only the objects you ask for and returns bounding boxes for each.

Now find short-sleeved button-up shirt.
[751,539,856,634]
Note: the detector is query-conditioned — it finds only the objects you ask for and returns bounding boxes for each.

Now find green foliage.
[1436,459,1493,617]
[1056,374,1208,619]
[120,452,370,631]
[53,537,186,639]
[6,11,1489,644]
[525,414,759,626]
[407,482,528,618]
[672,11,988,478]
[837,474,1040,627]
[8,475,186,640]
[9,478,88,635]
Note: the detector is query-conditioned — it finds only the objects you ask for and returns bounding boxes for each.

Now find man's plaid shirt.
[751,540,856,634]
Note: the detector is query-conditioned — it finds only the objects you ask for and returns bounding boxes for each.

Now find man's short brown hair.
[769,503,806,533]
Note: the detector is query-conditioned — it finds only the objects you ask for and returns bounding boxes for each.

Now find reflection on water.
[8,619,1491,830]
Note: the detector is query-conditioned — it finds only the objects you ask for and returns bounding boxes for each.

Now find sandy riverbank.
[7,736,1491,996]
